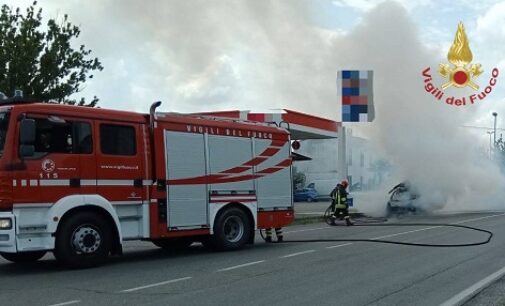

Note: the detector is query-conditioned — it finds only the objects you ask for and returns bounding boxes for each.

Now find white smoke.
[346,3,505,212]
[271,0,505,213]
[9,0,505,211]
[84,0,505,212]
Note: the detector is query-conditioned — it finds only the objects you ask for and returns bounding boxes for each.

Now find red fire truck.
[0,99,294,267]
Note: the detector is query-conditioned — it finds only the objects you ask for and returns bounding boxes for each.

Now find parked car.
[305,181,336,199]
[294,187,319,202]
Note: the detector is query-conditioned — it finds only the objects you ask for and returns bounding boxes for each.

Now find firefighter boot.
[275,228,284,243]
[330,215,337,226]
[265,228,273,242]
[345,217,353,226]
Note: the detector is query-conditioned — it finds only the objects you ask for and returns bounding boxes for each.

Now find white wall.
[293,130,376,192]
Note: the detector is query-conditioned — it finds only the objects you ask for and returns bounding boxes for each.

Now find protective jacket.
[330,185,348,209]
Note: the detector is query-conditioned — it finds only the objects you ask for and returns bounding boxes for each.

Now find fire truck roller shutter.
[254,139,292,210]
[207,135,254,192]
[165,131,208,228]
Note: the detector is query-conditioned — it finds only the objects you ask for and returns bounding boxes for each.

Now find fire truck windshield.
[0,111,10,156]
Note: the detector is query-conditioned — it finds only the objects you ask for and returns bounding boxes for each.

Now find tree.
[369,159,391,186]
[292,167,306,191]
[0,1,103,106]
[494,134,505,171]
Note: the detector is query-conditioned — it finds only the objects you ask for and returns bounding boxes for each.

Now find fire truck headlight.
[0,218,12,229]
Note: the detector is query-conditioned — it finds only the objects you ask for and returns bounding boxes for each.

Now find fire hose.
[258,206,493,247]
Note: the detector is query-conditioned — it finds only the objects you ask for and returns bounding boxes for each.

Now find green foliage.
[494,136,505,171]
[369,159,391,185]
[292,167,306,191]
[0,1,103,106]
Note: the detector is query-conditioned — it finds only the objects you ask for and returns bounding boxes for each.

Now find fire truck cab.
[0,100,294,267]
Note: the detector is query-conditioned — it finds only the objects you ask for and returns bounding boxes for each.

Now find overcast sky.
[3,0,505,132]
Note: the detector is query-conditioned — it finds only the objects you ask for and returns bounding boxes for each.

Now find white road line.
[370,213,505,240]
[453,213,505,224]
[120,276,192,293]
[284,227,330,234]
[216,260,265,272]
[285,213,505,237]
[47,301,81,306]
[439,265,505,306]
[280,250,316,258]
[326,243,353,249]
[372,226,441,240]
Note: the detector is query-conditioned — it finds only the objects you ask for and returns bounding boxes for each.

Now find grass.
[292,216,326,225]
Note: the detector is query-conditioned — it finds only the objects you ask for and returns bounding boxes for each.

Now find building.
[293,127,376,195]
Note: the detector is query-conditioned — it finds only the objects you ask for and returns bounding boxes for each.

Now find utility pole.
[337,126,347,183]
[493,112,498,147]
[487,131,494,159]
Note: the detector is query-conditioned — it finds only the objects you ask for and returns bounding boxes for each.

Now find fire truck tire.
[54,212,113,268]
[211,207,252,251]
[0,251,47,263]
[152,238,193,251]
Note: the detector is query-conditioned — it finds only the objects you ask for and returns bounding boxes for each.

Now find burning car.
[386,182,420,216]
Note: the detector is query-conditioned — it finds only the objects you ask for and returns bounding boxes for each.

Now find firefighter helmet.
[340,180,348,188]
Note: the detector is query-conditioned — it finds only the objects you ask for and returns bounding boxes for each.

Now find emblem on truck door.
[42,159,56,173]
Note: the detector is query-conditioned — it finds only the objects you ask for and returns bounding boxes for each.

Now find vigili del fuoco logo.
[422,22,499,106]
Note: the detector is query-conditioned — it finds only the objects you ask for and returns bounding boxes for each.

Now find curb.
[292,212,364,225]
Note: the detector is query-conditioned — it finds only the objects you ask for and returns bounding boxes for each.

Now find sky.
[3,0,504,124]
[1,0,504,139]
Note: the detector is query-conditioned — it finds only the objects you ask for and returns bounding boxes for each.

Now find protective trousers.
[265,228,283,242]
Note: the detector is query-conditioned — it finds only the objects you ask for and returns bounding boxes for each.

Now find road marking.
[120,276,192,293]
[285,213,505,238]
[284,227,330,234]
[216,260,265,272]
[370,213,505,240]
[47,301,81,306]
[326,243,353,249]
[436,210,505,215]
[372,226,441,240]
[453,213,505,224]
[439,265,505,306]
[280,250,315,258]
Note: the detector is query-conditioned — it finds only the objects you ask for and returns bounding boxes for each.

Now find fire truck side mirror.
[19,118,35,158]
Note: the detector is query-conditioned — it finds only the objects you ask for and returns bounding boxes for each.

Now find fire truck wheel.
[212,207,252,251]
[152,238,193,251]
[0,251,47,263]
[54,212,112,268]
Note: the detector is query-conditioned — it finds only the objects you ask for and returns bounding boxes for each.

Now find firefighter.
[330,180,353,226]
[265,227,283,243]
[38,131,52,151]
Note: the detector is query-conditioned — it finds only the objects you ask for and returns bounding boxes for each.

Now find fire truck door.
[95,122,144,204]
[13,116,86,204]
[165,131,208,228]
[76,119,96,194]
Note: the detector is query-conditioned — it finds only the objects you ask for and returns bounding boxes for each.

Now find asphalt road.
[2,212,505,306]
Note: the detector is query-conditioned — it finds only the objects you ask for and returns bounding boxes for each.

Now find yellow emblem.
[439,22,483,90]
